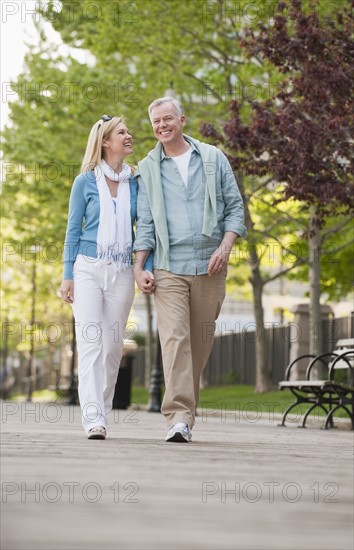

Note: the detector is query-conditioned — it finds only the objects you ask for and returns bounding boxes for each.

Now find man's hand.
[60,280,74,303]
[134,268,155,294]
[207,246,230,276]
[133,250,155,294]
[207,232,238,276]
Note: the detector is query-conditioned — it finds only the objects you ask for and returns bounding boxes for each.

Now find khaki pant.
[153,269,226,429]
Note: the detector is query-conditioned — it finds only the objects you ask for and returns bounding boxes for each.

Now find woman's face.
[104,122,133,158]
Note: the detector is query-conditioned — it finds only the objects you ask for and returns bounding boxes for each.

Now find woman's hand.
[59,280,74,303]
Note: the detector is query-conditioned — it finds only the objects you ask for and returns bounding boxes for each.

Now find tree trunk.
[309,206,321,357]
[249,244,274,392]
[237,171,273,392]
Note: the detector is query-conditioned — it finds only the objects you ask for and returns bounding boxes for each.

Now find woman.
[60,115,154,439]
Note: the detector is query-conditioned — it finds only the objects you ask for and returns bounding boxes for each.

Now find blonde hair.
[81,116,124,172]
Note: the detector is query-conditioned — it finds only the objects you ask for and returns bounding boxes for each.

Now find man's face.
[150,103,186,146]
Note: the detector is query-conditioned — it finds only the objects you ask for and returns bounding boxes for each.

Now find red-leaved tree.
[202,0,354,390]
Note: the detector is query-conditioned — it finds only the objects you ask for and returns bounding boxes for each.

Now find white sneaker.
[165,422,192,443]
[87,426,106,440]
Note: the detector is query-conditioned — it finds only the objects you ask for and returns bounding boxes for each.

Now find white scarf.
[94,159,132,272]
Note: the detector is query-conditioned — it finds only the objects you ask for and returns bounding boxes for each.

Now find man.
[134,96,247,442]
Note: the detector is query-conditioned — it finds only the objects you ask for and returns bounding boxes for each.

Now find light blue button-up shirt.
[134,138,247,275]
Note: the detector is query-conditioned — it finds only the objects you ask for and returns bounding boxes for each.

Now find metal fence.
[202,324,292,386]
[321,315,354,353]
[2,315,353,396]
[131,314,353,387]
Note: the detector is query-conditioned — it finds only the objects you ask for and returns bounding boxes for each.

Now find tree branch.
[179,27,237,64]
[323,239,354,257]
[263,258,308,285]
[250,176,273,193]
[251,230,306,262]
[183,72,223,101]
[321,217,354,241]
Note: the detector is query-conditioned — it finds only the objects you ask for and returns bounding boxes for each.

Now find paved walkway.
[1,402,353,550]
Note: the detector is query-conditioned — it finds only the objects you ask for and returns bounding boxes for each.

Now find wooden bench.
[278,338,354,429]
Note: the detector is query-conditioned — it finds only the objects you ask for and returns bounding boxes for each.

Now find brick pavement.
[1,402,353,550]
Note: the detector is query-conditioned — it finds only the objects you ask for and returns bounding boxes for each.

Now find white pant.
[72,255,135,433]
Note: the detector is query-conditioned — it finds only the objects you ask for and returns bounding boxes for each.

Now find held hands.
[59,280,74,303]
[59,270,156,301]
[134,269,155,295]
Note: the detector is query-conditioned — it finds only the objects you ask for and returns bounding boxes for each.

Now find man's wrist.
[220,242,233,253]
[221,232,239,250]
[133,250,150,274]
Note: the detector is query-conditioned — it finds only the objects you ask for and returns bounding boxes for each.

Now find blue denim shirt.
[134,139,247,275]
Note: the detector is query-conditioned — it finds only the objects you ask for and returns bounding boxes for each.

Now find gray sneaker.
[165,422,192,443]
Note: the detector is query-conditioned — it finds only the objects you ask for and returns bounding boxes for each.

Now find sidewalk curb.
[128,403,352,431]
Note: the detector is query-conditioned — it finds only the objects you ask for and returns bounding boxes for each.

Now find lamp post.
[26,245,40,402]
[67,315,78,405]
[147,332,163,412]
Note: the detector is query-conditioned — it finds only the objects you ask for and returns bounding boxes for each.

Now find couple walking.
[60,96,247,442]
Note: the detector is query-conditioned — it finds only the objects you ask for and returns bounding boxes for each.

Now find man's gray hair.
[148,96,184,119]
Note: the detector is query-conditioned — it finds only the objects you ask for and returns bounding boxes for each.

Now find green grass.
[132,385,352,419]
[131,386,150,405]
[200,385,305,414]
[9,389,60,401]
[9,386,352,420]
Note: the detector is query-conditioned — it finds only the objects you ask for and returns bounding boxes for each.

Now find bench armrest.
[305,352,338,380]
[328,350,354,382]
[284,354,316,380]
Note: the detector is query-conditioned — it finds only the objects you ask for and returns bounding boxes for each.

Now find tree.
[202,0,354,391]
[2,0,353,393]
[2,0,282,373]
[243,0,354,356]
[39,0,282,122]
